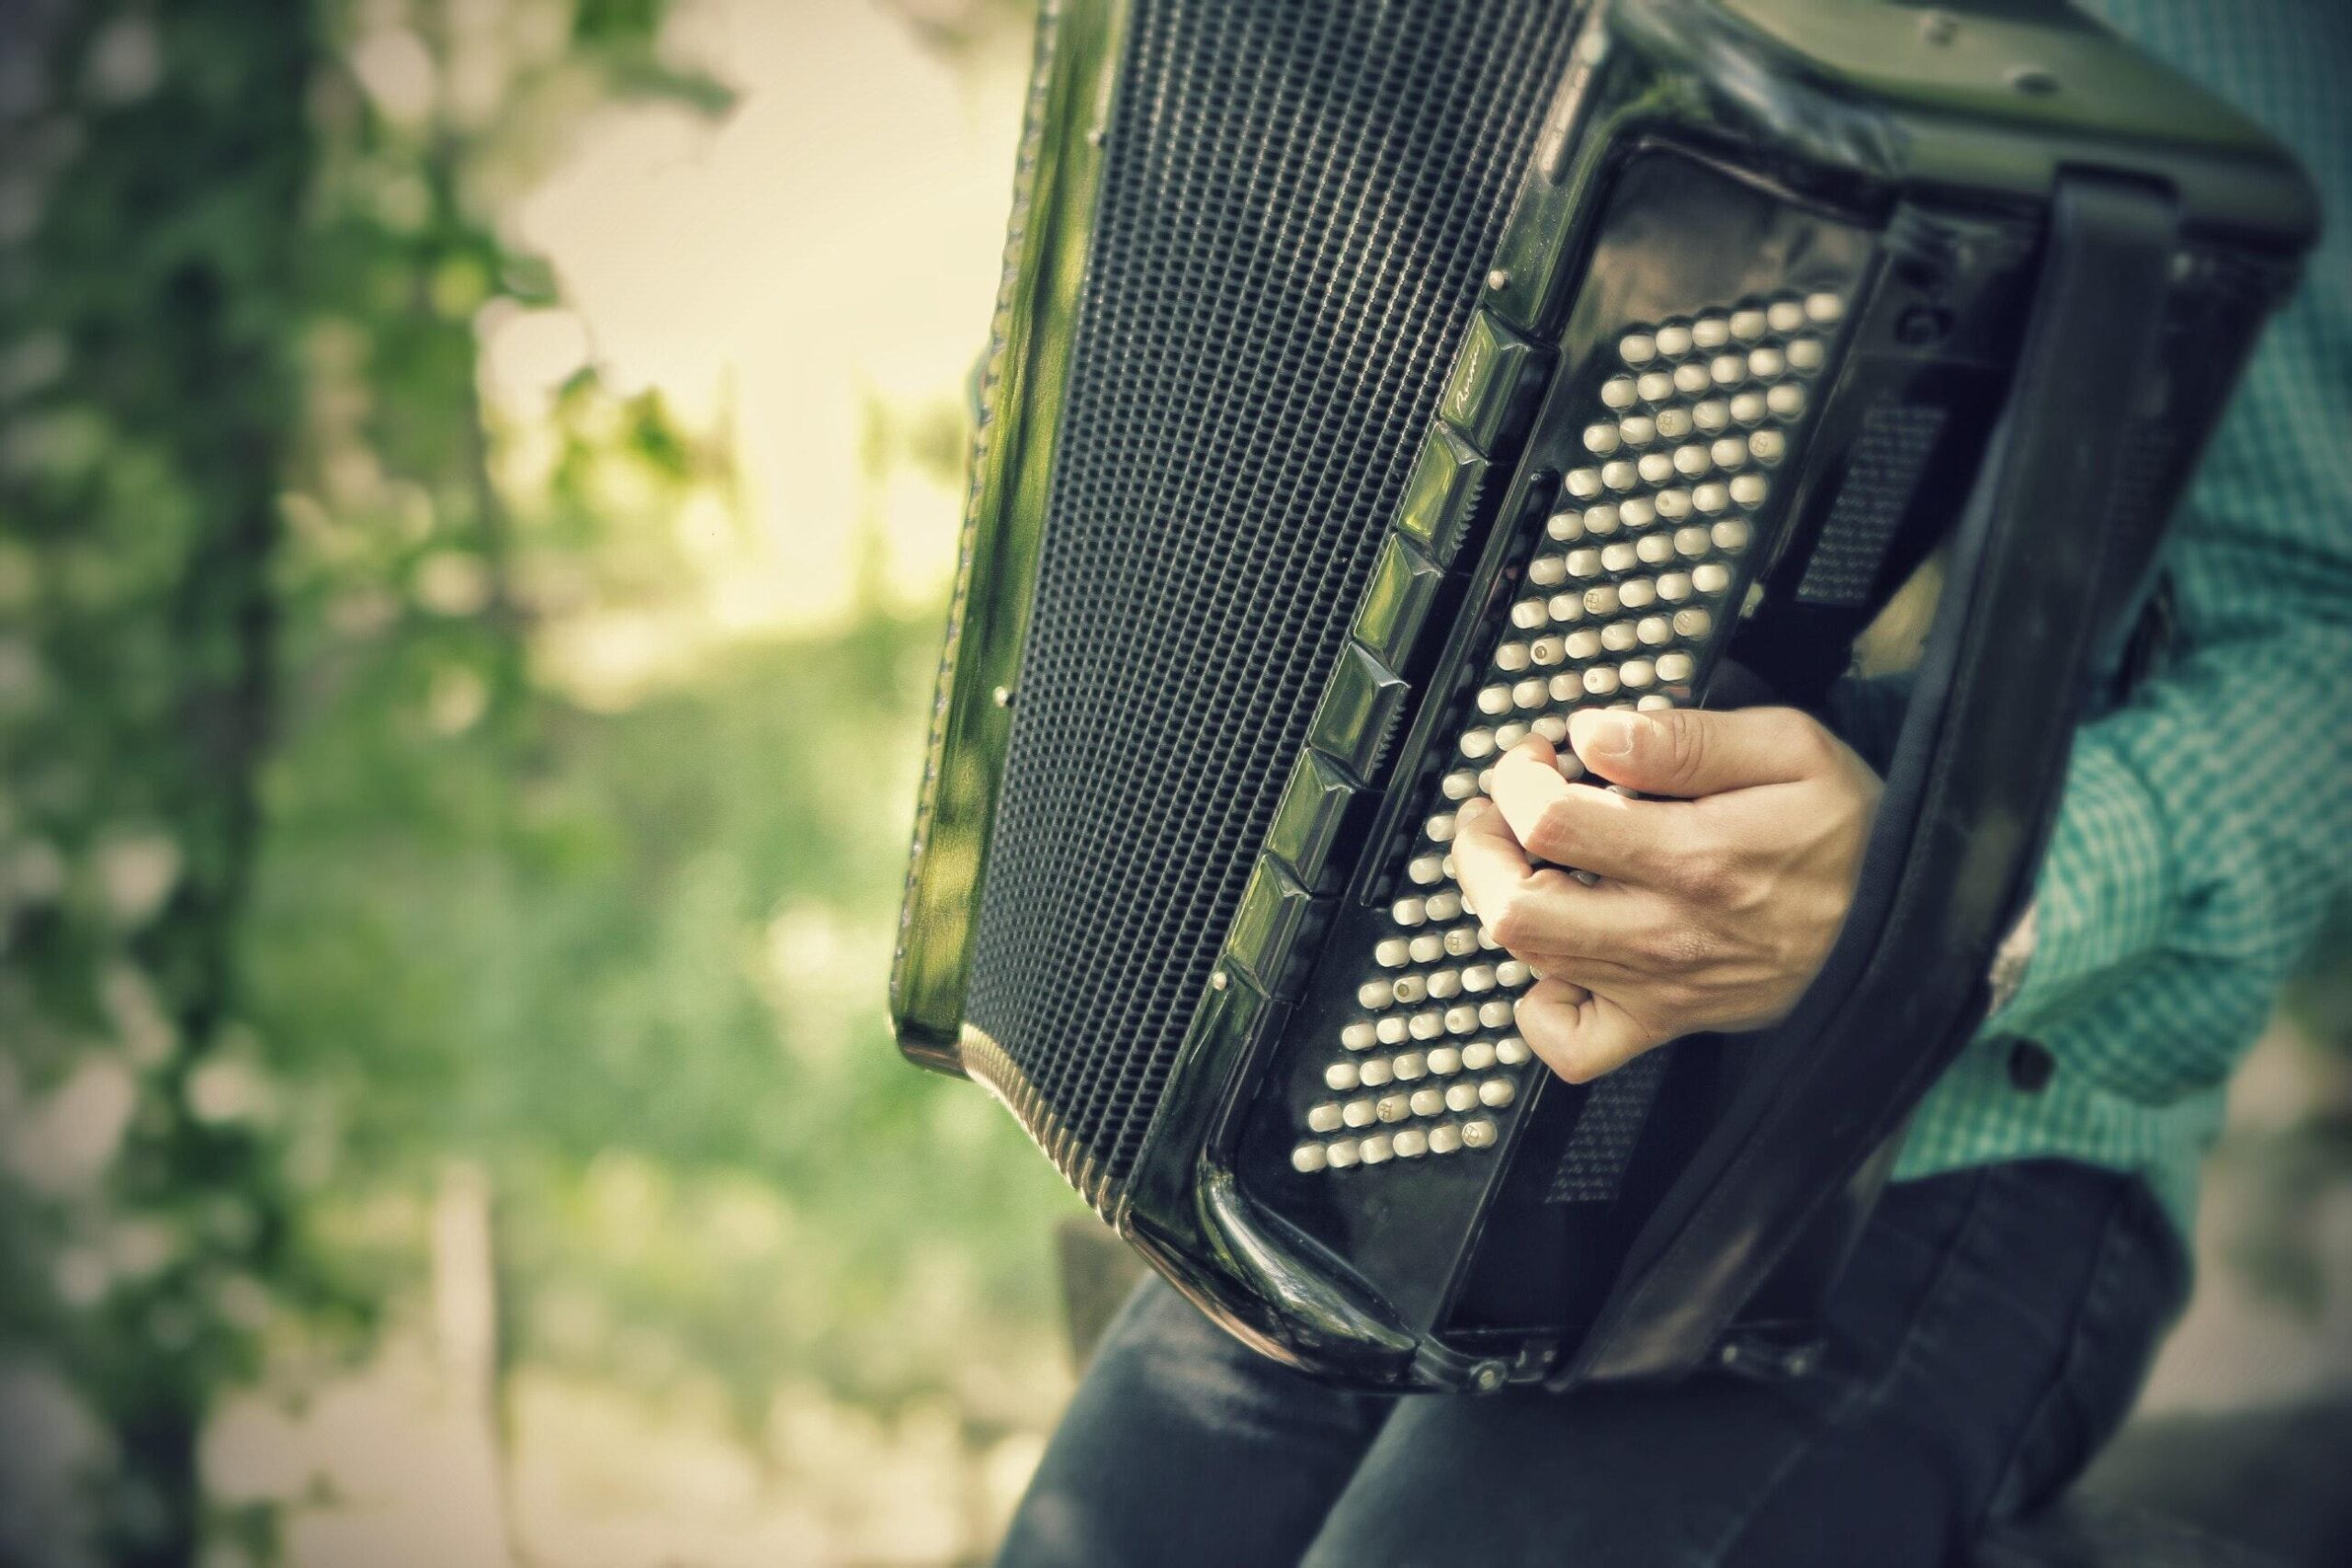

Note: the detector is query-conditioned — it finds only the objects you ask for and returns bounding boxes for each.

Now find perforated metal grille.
[1796,403,1949,607]
[965,0,1578,1193]
[1546,1047,1670,1204]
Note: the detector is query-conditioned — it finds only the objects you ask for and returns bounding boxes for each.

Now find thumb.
[1566,705,1832,799]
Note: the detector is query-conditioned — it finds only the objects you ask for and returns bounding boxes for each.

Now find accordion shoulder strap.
[1565,171,2186,1387]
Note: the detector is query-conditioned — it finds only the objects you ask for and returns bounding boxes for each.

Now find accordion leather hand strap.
[1566,171,2184,1387]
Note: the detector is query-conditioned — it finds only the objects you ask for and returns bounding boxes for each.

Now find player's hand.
[1451,706,1880,1084]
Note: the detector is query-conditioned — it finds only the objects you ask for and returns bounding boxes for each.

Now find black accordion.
[893,0,2314,1391]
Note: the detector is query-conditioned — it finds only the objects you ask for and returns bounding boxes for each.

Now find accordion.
[893,0,2314,1391]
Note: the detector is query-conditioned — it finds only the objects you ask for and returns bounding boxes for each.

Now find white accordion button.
[1292,1144,1329,1174]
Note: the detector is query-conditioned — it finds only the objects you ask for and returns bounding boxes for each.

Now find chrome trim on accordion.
[893,0,2316,1391]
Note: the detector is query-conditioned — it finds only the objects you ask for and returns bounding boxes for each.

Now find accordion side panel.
[890,0,1128,1071]
[1227,148,1879,1340]
[959,0,1585,1204]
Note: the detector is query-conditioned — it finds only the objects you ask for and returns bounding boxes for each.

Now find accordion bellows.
[895,0,2314,1391]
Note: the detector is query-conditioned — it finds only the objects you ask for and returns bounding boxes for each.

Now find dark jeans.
[994,1160,2187,1568]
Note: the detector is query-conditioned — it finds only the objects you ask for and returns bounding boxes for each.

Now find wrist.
[1986,898,2039,1018]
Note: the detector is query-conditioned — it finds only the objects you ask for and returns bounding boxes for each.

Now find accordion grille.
[965,0,1578,1195]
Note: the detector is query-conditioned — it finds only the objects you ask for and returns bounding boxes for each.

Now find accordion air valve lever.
[893,0,2317,1391]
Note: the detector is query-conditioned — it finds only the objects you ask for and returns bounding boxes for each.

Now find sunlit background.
[0,2,2346,1565]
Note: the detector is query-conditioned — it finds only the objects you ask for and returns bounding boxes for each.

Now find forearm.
[1994,616,2352,1098]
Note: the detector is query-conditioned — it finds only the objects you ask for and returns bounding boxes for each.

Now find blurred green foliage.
[3,1,1069,1562]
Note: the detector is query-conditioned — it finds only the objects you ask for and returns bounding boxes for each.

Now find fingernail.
[1457,797,1490,825]
[1583,712,1638,759]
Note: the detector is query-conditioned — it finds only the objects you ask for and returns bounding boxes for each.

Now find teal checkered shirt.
[1891,0,2352,1231]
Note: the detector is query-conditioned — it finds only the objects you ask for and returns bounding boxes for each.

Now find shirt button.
[2007,1038,2055,1094]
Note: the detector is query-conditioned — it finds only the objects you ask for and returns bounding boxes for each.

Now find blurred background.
[0,2,2344,1565]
